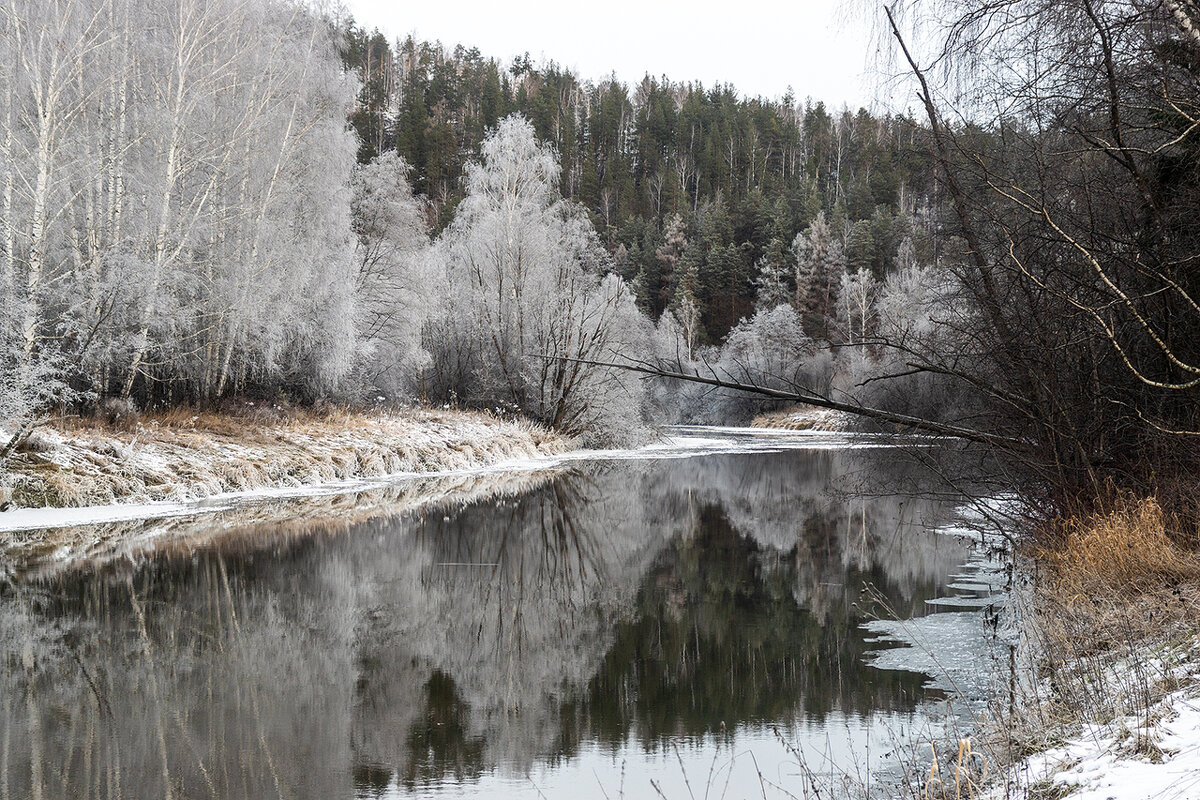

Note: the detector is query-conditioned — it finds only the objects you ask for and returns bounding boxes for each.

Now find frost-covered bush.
[688,305,834,424]
[421,116,654,444]
[836,265,978,425]
[348,153,433,400]
[0,315,80,460]
[99,397,141,430]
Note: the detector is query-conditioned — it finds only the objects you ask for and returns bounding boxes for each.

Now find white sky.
[342,0,894,110]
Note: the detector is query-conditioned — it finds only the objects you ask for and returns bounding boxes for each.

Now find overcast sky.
[342,1,891,110]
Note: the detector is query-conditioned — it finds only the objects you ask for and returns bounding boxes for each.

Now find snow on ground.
[1001,673,1200,800]
[0,424,913,534]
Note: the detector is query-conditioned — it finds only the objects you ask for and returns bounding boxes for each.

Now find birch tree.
[429,115,652,442]
[0,0,108,453]
[835,268,878,345]
[0,0,362,431]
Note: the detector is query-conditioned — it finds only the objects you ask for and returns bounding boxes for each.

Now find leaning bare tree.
[863,0,1200,507]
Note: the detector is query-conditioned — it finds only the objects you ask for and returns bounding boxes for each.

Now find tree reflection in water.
[0,438,977,799]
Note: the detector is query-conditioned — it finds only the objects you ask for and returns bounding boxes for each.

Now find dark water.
[0,430,992,799]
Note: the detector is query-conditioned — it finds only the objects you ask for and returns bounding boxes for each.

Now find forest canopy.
[5,0,1200,510]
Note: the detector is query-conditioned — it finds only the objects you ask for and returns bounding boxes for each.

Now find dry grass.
[751,405,849,431]
[1035,496,1200,595]
[1,405,570,511]
[979,495,1200,793]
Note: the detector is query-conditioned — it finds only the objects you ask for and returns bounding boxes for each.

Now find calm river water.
[0,429,1002,799]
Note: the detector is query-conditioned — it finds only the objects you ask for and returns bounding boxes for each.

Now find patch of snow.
[1003,685,1200,800]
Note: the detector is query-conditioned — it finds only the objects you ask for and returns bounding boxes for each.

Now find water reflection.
[0,434,975,799]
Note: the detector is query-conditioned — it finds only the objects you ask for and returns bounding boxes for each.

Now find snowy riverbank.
[980,497,1200,800]
[0,407,570,517]
[842,493,1200,800]
[751,405,852,431]
[991,641,1200,800]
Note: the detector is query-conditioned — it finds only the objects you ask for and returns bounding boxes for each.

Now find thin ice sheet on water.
[863,610,997,701]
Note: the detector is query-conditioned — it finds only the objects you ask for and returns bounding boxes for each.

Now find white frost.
[1002,681,1200,800]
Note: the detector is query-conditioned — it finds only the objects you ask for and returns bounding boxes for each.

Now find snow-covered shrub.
[690,305,833,424]
[836,265,977,425]
[421,116,654,444]
[99,397,141,430]
[349,153,434,400]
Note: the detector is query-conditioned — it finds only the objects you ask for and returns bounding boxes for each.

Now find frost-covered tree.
[690,305,833,423]
[754,253,790,310]
[675,295,703,361]
[720,305,816,387]
[841,264,971,425]
[0,0,362,418]
[791,211,844,331]
[350,153,432,397]
[0,0,108,450]
[653,212,688,313]
[875,264,950,343]
[835,268,879,345]
[643,307,709,424]
[426,116,652,442]
[894,235,918,274]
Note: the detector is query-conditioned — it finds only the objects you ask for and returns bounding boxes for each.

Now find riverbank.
[751,405,851,431]
[977,497,1200,800]
[0,406,571,514]
[1,467,565,580]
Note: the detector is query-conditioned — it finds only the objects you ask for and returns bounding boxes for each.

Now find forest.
[3,0,1200,511]
[0,0,956,456]
[343,0,1200,514]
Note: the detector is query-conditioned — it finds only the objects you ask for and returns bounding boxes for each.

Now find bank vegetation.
[0,403,566,512]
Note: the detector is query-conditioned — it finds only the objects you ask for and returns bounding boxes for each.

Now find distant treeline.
[337,26,946,339]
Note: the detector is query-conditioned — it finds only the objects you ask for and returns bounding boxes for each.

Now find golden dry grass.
[1035,497,1200,596]
[979,494,1200,784]
[1027,497,1200,677]
[750,406,848,431]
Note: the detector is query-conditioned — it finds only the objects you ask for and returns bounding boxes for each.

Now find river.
[0,428,1004,799]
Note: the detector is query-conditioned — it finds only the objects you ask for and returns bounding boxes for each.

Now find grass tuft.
[1035,496,1200,594]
